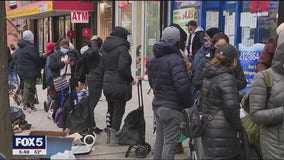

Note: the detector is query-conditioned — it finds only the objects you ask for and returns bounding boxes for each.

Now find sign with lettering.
[238,43,265,92]
[71,11,89,23]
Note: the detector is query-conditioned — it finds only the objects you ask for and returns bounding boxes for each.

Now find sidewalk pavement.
[9,81,190,159]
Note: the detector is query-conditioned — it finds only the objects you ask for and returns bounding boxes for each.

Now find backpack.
[241,69,273,145]
[181,92,203,138]
[10,106,25,123]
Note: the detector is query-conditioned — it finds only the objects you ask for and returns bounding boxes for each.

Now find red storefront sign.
[250,1,270,13]
[71,11,89,23]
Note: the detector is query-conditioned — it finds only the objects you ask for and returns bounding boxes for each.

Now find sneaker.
[93,127,104,134]
[30,106,37,112]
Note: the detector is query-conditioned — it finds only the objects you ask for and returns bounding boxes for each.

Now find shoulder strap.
[262,69,273,88]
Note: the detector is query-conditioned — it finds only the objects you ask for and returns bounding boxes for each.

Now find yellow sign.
[7,2,53,19]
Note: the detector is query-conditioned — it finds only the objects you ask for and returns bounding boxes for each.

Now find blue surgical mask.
[60,48,68,54]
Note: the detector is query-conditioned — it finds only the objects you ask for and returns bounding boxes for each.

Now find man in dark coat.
[186,20,205,60]
[147,26,193,159]
[99,26,136,144]
[13,30,42,111]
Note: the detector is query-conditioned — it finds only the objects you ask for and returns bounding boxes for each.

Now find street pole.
[0,1,13,159]
[278,0,284,25]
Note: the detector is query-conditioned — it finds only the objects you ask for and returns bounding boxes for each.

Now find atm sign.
[71,11,89,23]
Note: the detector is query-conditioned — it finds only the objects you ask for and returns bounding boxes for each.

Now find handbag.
[53,65,69,92]
[181,94,203,138]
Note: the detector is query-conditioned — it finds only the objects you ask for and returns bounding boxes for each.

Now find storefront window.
[49,17,53,42]
[65,16,71,39]
[172,1,201,33]
[43,18,49,51]
[119,2,132,33]
[142,1,160,76]
[59,17,65,38]
[37,19,43,55]
[240,1,279,46]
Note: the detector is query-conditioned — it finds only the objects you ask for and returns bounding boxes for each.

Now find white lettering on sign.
[71,11,89,23]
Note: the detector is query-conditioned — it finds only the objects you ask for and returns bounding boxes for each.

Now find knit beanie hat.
[206,27,221,39]
[161,26,180,45]
[46,42,55,54]
[111,26,131,40]
[23,30,34,44]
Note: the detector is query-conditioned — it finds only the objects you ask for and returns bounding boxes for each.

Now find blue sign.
[238,43,265,92]
[13,135,46,155]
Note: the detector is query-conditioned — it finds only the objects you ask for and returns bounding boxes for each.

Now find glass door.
[143,1,160,76]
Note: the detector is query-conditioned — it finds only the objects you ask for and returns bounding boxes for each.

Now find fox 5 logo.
[13,136,46,149]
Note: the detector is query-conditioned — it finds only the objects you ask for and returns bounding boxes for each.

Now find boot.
[109,128,119,145]
[105,127,111,144]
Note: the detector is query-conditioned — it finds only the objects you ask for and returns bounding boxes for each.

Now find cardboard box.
[29,130,74,158]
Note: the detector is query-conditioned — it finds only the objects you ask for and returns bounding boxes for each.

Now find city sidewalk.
[10,81,190,159]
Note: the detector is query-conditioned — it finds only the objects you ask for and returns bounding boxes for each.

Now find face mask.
[60,48,68,54]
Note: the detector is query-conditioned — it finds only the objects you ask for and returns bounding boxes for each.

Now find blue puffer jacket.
[147,42,193,112]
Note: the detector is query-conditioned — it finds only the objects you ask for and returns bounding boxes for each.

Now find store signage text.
[71,11,89,23]
[6,2,53,19]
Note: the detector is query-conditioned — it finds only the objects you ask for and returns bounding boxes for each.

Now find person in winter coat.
[84,36,104,134]
[186,20,205,60]
[201,43,242,160]
[48,39,76,119]
[13,30,42,111]
[193,33,247,91]
[147,26,193,160]
[250,32,284,160]
[256,23,284,72]
[99,26,136,144]
[42,42,55,90]
[191,27,221,73]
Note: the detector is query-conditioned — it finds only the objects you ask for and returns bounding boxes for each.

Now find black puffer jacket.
[99,36,133,101]
[13,39,42,78]
[147,42,192,111]
[48,47,77,78]
[201,63,242,159]
[193,55,247,91]
[84,41,102,85]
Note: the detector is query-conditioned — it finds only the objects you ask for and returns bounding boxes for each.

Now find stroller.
[118,80,151,158]
[8,62,19,94]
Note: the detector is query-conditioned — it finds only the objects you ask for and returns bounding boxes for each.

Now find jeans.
[153,107,183,160]
[107,100,126,131]
[87,78,102,128]
[23,77,37,107]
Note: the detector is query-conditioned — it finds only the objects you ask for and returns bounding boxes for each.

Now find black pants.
[87,78,102,128]
[107,100,126,131]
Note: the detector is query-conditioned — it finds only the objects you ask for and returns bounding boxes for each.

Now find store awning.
[6,1,95,19]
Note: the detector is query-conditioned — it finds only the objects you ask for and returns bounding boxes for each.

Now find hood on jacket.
[102,36,130,52]
[194,26,204,33]
[271,32,284,74]
[153,42,180,58]
[110,26,131,40]
[203,62,233,79]
[17,39,31,48]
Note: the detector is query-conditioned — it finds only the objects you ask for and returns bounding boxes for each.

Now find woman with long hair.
[201,44,242,160]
